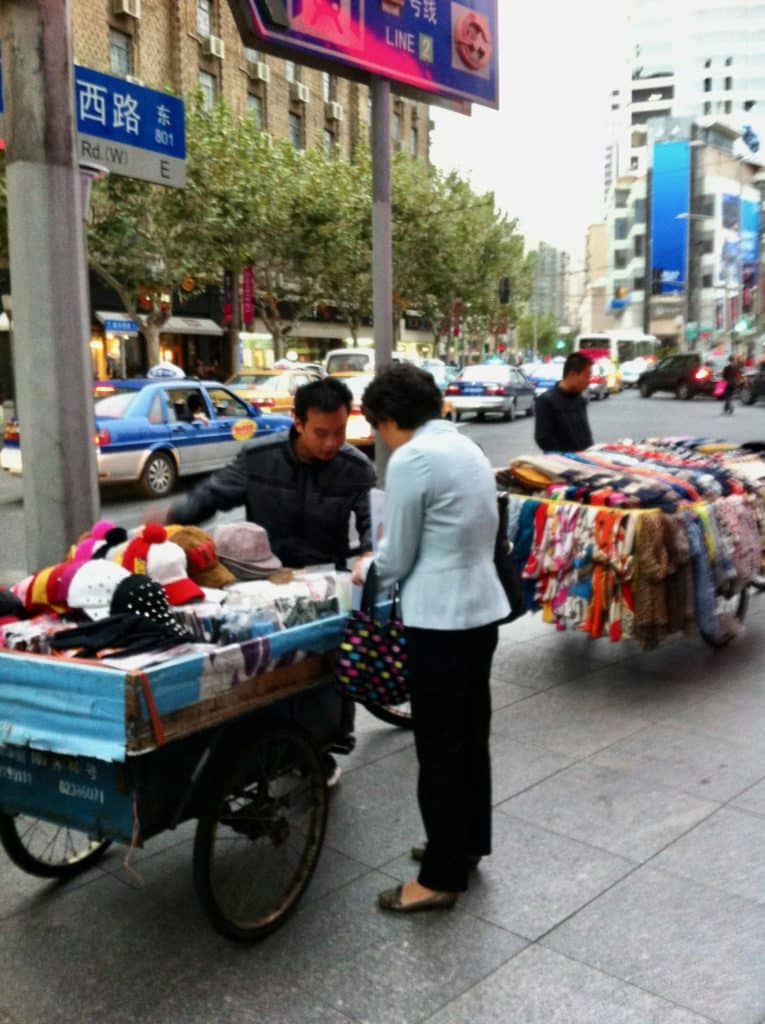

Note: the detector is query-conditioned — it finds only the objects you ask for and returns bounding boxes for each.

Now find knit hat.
[109,575,190,639]
[67,561,130,620]
[68,520,127,562]
[118,524,204,606]
[213,522,282,580]
[165,525,235,589]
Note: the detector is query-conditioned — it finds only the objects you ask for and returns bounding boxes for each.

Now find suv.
[637,353,714,400]
[741,364,765,406]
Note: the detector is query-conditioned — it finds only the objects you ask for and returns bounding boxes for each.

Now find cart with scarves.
[0,612,352,942]
[495,438,765,650]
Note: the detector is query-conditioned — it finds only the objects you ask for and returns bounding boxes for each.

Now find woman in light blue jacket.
[354,364,509,913]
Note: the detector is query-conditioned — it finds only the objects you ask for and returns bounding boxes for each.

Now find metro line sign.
[229,0,499,109]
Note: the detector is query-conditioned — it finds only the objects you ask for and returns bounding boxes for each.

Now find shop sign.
[230,0,498,109]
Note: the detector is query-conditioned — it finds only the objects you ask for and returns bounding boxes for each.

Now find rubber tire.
[750,573,765,593]
[362,700,413,729]
[0,812,111,879]
[455,411,462,422]
[138,451,178,499]
[193,724,327,942]
[476,412,486,422]
[675,382,693,400]
[525,402,534,417]
[503,400,516,423]
[741,387,756,406]
[639,382,652,398]
[699,588,749,648]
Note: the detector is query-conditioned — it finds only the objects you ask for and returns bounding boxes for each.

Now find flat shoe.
[378,884,458,913]
[411,845,482,869]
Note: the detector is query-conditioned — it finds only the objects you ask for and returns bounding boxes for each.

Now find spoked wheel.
[362,700,413,729]
[699,587,749,648]
[0,812,111,878]
[751,573,765,593]
[193,724,328,942]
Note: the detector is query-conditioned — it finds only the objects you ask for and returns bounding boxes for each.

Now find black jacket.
[168,429,376,569]
[534,385,593,453]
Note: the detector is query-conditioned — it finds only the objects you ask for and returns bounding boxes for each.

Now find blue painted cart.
[0,615,349,941]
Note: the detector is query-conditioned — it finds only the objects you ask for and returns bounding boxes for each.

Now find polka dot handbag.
[334,564,409,707]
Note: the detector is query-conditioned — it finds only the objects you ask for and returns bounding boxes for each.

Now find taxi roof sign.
[228,0,498,109]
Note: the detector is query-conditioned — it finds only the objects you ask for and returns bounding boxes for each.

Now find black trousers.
[406,621,498,893]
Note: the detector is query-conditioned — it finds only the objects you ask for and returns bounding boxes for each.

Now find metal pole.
[370,77,393,482]
[3,0,99,571]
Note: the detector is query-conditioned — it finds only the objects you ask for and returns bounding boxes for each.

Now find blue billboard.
[229,0,499,108]
[650,140,690,295]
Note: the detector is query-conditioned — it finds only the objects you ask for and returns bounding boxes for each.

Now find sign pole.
[371,76,393,482]
[3,0,99,570]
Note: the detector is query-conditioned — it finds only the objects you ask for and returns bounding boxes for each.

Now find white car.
[620,358,648,388]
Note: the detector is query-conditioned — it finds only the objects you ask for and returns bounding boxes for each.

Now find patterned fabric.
[334,610,409,706]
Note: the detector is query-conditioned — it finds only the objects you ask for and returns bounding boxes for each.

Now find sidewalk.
[1,596,765,1024]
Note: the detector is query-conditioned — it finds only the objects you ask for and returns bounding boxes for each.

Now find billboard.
[228,0,499,108]
[649,140,690,295]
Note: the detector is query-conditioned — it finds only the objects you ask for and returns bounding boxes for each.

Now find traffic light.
[498,276,510,305]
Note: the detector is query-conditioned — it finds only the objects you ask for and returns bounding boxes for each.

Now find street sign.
[0,59,185,188]
[74,66,185,188]
[229,0,498,109]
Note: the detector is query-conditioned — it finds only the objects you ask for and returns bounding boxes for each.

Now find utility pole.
[370,77,393,482]
[3,0,99,570]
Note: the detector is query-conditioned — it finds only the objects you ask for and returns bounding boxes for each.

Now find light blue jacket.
[374,419,509,630]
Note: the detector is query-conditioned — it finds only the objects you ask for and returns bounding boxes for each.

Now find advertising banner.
[741,197,760,312]
[230,0,498,108]
[649,140,690,295]
[242,266,255,325]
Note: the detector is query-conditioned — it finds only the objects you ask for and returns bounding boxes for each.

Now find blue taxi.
[0,379,292,498]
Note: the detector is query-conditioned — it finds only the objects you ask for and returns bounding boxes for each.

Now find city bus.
[575,330,660,366]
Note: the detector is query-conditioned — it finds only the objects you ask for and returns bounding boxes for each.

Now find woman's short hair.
[361,363,443,429]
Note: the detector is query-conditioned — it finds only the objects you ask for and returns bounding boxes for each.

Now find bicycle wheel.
[362,700,413,729]
[0,812,111,878]
[699,588,749,648]
[193,724,327,942]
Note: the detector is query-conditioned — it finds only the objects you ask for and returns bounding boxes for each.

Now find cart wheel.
[699,587,749,648]
[0,812,111,878]
[193,724,327,942]
[750,573,765,593]
[362,700,413,729]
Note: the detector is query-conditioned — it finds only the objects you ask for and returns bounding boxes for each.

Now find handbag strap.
[361,561,401,620]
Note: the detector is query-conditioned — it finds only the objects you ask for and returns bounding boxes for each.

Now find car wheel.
[741,386,756,406]
[675,381,692,400]
[502,400,516,422]
[476,411,485,422]
[455,410,462,422]
[139,451,178,499]
[525,402,534,417]
[639,381,652,398]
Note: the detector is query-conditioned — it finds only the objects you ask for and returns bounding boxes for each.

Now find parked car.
[637,353,715,399]
[587,360,611,401]
[423,361,459,392]
[620,357,649,388]
[445,364,535,421]
[0,380,292,498]
[741,363,765,405]
[225,368,321,413]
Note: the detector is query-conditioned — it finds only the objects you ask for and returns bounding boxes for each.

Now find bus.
[575,330,660,367]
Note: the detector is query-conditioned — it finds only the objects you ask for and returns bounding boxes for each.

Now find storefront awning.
[95,311,139,335]
[159,316,224,337]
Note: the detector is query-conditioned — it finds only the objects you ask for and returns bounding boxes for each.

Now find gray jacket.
[168,429,376,569]
[374,419,509,630]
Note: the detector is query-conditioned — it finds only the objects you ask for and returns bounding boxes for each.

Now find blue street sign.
[103,318,139,333]
[231,0,498,109]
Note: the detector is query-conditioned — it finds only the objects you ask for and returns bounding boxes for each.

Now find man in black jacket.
[167,376,376,788]
[534,352,594,453]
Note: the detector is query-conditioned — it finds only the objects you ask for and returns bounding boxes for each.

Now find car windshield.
[228,373,280,389]
[326,353,372,374]
[460,365,509,382]
[94,391,138,419]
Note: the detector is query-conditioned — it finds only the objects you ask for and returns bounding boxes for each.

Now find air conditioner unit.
[203,35,225,60]
[291,81,310,104]
[112,0,140,17]
[326,100,343,122]
[125,74,144,86]
[247,60,270,83]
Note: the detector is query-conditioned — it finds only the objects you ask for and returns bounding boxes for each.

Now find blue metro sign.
[229,0,499,108]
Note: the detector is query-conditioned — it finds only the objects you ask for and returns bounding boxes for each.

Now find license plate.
[463,387,483,395]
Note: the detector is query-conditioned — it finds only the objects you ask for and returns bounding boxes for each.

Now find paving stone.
[489,678,537,711]
[0,843,107,921]
[652,805,765,903]
[590,719,765,802]
[543,865,765,1024]
[732,778,765,817]
[425,944,710,1024]
[661,691,765,748]
[491,688,650,759]
[340,705,415,774]
[487,732,575,804]
[499,761,718,862]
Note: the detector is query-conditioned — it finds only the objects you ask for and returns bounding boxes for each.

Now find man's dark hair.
[563,352,593,377]
[361,363,443,429]
[294,376,352,421]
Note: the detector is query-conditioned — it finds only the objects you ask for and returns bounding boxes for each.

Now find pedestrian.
[534,351,594,452]
[165,376,376,788]
[352,364,509,913]
[721,356,740,416]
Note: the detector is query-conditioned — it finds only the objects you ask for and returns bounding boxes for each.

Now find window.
[702,273,713,288]
[324,128,335,155]
[630,155,639,170]
[109,28,133,77]
[725,100,732,113]
[701,239,714,255]
[207,389,249,419]
[725,77,732,90]
[615,189,629,208]
[633,277,645,291]
[614,251,628,269]
[198,70,216,110]
[633,198,646,223]
[634,235,644,257]
[321,72,331,102]
[197,0,212,37]
[411,126,419,154]
[703,77,711,92]
[285,60,296,83]
[704,101,712,114]
[725,56,733,66]
[247,93,263,129]
[704,58,711,69]
[614,218,628,240]
[392,111,401,143]
[289,111,303,148]
[245,47,260,63]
